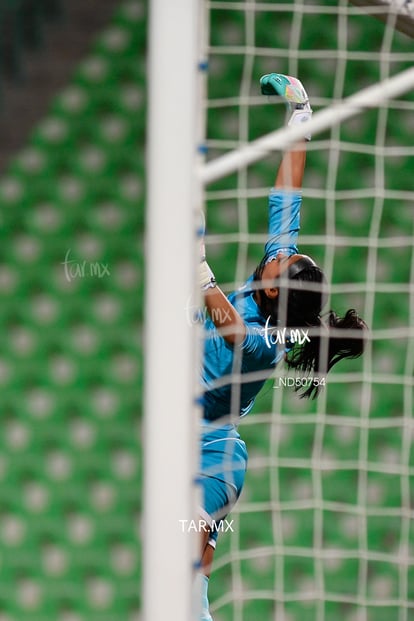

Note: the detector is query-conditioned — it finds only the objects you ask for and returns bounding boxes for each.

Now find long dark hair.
[253,255,367,398]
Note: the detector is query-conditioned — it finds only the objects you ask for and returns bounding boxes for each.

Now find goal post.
[144,0,204,619]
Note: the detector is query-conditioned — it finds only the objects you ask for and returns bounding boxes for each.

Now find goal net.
[199,2,414,621]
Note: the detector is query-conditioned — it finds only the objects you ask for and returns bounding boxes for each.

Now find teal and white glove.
[260,73,313,140]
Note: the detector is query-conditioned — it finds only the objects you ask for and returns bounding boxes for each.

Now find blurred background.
[1,1,413,620]
[204,5,414,621]
[0,1,144,619]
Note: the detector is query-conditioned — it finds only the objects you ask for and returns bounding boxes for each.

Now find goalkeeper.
[196,74,367,620]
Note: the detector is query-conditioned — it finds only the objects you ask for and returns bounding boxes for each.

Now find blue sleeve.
[264,189,302,260]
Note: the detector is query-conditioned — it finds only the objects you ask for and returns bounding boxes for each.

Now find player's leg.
[194,526,216,620]
[194,536,216,621]
[194,571,214,621]
[195,490,230,621]
[196,428,248,620]
[201,541,215,577]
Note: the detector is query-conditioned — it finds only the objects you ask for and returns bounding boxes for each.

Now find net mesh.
[203,2,414,620]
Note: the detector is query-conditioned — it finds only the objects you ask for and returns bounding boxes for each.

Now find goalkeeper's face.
[260,253,311,293]
[254,252,326,327]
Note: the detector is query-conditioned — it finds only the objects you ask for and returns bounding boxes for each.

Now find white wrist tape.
[288,109,313,141]
[199,260,217,290]
[200,240,206,262]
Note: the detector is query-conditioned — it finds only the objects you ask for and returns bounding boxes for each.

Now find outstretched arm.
[260,73,311,190]
[274,141,307,189]
[199,258,246,346]
[204,286,246,346]
[258,74,313,258]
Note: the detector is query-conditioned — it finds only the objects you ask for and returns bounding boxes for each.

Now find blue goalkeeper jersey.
[201,189,302,421]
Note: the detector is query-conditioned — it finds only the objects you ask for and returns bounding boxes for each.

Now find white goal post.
[144,0,204,619]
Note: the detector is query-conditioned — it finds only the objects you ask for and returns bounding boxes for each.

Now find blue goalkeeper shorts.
[198,421,248,546]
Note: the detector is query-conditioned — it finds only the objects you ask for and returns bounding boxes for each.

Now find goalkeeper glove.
[260,73,313,140]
